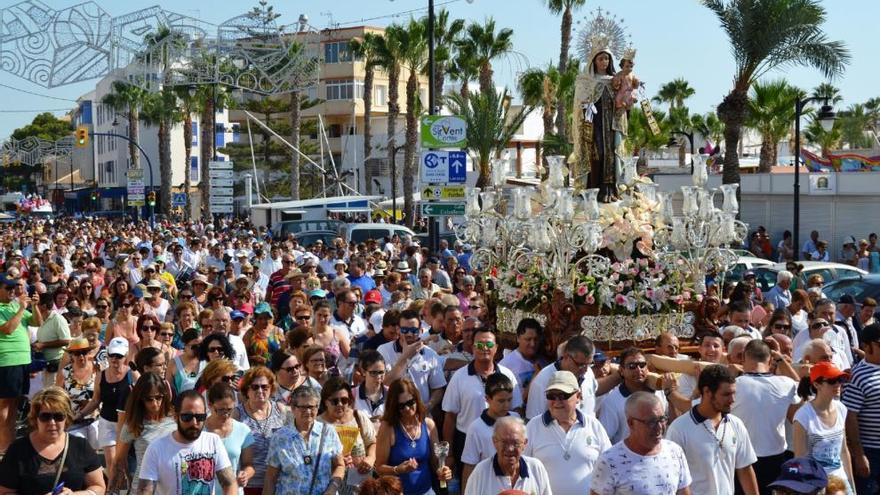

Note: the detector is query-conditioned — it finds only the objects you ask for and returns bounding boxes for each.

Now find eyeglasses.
[368,370,386,377]
[295,315,312,321]
[496,440,526,451]
[811,322,830,330]
[308,358,326,367]
[143,395,164,403]
[249,384,270,392]
[213,407,234,416]
[207,346,224,354]
[121,303,132,308]
[282,364,302,373]
[108,354,125,360]
[624,361,649,370]
[179,413,208,423]
[398,398,418,410]
[37,412,66,423]
[96,305,108,309]
[141,326,157,332]
[328,397,350,407]
[546,391,576,402]
[474,341,496,351]
[632,415,669,429]
[773,323,792,330]
[221,374,237,383]
[400,326,420,335]
[179,294,193,299]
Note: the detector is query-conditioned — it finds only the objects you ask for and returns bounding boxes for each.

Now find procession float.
[455,11,749,354]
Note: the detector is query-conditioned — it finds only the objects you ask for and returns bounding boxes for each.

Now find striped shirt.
[842,360,880,449]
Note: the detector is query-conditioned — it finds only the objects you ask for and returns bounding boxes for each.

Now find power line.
[333,0,463,26]
[0,109,71,113]
[0,82,78,102]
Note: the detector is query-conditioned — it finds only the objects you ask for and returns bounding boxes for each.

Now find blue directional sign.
[172,192,187,206]
[420,150,467,184]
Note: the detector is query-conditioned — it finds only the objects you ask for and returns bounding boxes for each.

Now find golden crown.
[622,46,637,62]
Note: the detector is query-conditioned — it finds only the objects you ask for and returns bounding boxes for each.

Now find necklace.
[552,416,579,461]
[701,417,728,463]
[248,402,272,436]
[401,421,420,449]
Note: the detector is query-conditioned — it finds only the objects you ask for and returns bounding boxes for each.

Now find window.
[192,122,198,146]
[191,157,199,179]
[328,124,342,138]
[324,41,352,64]
[374,85,387,106]
[325,79,365,100]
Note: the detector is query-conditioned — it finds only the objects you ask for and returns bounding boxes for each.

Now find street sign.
[420,115,467,148]
[420,150,467,184]
[422,185,466,201]
[127,169,144,179]
[421,202,466,217]
[127,185,145,194]
[210,187,233,196]
[210,205,234,214]
[209,178,234,187]
[210,195,234,205]
[208,160,234,169]
[209,169,234,179]
[127,200,145,207]
[172,193,187,206]
[128,193,145,201]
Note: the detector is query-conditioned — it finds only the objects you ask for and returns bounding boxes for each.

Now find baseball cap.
[230,310,246,320]
[0,272,17,288]
[546,370,579,394]
[768,457,828,492]
[743,270,756,279]
[253,302,273,316]
[308,289,328,299]
[862,323,880,344]
[365,289,382,305]
[107,337,129,356]
[809,361,849,384]
[593,350,608,364]
[838,294,856,305]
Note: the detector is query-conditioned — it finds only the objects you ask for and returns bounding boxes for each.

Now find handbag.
[52,433,69,489]
[306,424,328,495]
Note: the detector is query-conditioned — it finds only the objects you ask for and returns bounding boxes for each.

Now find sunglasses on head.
[179,412,207,423]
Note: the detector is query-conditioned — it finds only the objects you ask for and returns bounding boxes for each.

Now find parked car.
[724,256,775,282]
[273,220,344,240]
[414,231,458,247]
[751,261,867,293]
[292,230,341,248]
[823,275,880,302]
[338,223,416,245]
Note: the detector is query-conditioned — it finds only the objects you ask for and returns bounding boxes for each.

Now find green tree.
[350,32,385,171]
[449,45,479,98]
[424,9,465,101]
[837,103,873,149]
[628,106,670,169]
[545,0,587,140]
[377,24,406,197]
[457,18,514,95]
[447,89,533,188]
[518,63,559,149]
[399,18,428,228]
[653,78,695,112]
[702,0,849,188]
[745,79,802,172]
[102,81,147,170]
[140,89,182,215]
[804,114,841,157]
[865,97,880,139]
[690,112,725,147]
[811,82,842,105]
[10,113,72,141]
[173,87,199,220]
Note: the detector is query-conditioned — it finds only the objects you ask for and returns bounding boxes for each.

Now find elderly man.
[209,307,249,371]
[667,365,759,495]
[526,370,611,494]
[765,270,793,311]
[330,288,367,340]
[591,391,692,494]
[792,300,851,369]
[463,416,552,495]
[413,267,441,300]
[836,294,862,361]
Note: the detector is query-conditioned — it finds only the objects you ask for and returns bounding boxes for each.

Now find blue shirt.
[765,285,791,312]
[215,420,255,495]
[348,274,376,298]
[266,422,342,495]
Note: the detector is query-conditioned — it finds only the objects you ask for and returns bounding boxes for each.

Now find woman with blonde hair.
[193,358,238,397]
[0,387,106,495]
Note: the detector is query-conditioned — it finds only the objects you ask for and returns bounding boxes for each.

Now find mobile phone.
[51,481,64,495]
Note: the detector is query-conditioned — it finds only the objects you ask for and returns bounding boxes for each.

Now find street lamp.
[668,130,695,174]
[793,97,836,260]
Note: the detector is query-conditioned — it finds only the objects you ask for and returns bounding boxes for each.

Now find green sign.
[421,202,466,217]
[420,115,467,149]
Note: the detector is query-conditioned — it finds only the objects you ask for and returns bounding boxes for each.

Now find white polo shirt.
[526,361,598,420]
[461,410,520,466]
[731,372,799,457]
[463,455,552,495]
[792,327,849,370]
[352,384,386,424]
[442,362,523,433]
[591,439,691,495]
[666,407,757,495]
[597,384,667,444]
[377,340,446,403]
[499,349,539,389]
[525,410,611,494]
[330,311,368,339]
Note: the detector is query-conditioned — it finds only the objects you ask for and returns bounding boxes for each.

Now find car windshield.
[824,279,880,302]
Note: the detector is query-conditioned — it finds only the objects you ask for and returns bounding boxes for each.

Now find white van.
[339,223,416,245]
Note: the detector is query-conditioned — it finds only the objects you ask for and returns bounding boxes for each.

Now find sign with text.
[420,115,467,148]
[420,150,467,184]
[208,160,233,169]
[210,204,234,214]
[421,202,466,217]
[422,185,465,201]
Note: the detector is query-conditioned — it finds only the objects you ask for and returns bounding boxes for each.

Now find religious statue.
[612,48,639,112]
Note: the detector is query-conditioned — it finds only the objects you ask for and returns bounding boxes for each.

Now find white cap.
[107,337,129,356]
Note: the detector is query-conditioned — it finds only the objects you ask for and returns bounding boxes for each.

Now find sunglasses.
[159,332,174,338]
[179,294,193,299]
[282,364,302,373]
[121,303,132,308]
[250,384,270,392]
[400,326,420,335]
[328,397,350,407]
[811,322,830,329]
[546,391,576,401]
[96,305,108,309]
[141,326,157,332]
[37,412,66,423]
[221,375,237,383]
[296,315,312,321]
[143,395,164,403]
[817,377,847,385]
[773,323,792,330]
[189,344,200,352]
[207,346,224,354]
[179,413,208,423]
[474,341,496,351]
[398,398,418,410]
[70,350,90,357]
[624,361,648,370]
[368,370,386,377]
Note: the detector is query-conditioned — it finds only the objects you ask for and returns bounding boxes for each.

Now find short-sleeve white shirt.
[731,372,799,456]
[526,361,598,420]
[377,340,446,403]
[499,349,539,389]
[442,362,523,432]
[597,385,668,444]
[139,431,232,495]
[461,410,520,466]
[590,439,691,495]
[463,455,553,495]
[666,408,757,495]
[525,410,611,494]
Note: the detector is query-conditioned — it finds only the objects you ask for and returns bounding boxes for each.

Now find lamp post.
[390,143,405,224]
[669,130,695,174]
[793,97,835,260]
[99,126,156,229]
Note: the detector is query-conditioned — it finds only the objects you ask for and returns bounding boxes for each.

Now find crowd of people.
[0,215,877,495]
[748,227,880,270]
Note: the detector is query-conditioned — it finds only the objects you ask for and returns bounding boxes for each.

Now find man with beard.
[666,365,759,495]
[138,390,237,495]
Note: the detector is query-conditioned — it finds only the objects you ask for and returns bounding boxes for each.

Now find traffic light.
[90,190,100,202]
[147,191,156,207]
[75,126,89,148]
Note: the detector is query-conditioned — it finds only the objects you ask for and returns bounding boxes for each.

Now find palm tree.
[745,80,802,172]
[378,24,405,198]
[865,97,880,139]
[398,19,428,228]
[629,106,670,169]
[173,87,200,219]
[518,63,559,165]
[350,32,385,172]
[690,112,725,147]
[837,103,873,149]
[101,81,147,170]
[811,82,843,105]
[545,0,587,139]
[447,89,533,188]
[425,9,464,101]
[804,115,842,157]
[702,0,849,188]
[449,45,479,98]
[653,78,695,113]
[140,90,182,214]
[457,18,514,95]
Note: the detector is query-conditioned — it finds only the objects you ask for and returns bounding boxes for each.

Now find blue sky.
[0,0,875,137]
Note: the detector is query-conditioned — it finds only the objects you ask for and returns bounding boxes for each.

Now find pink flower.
[585,294,595,305]
[614,294,628,305]
[682,291,692,300]
[577,285,588,297]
